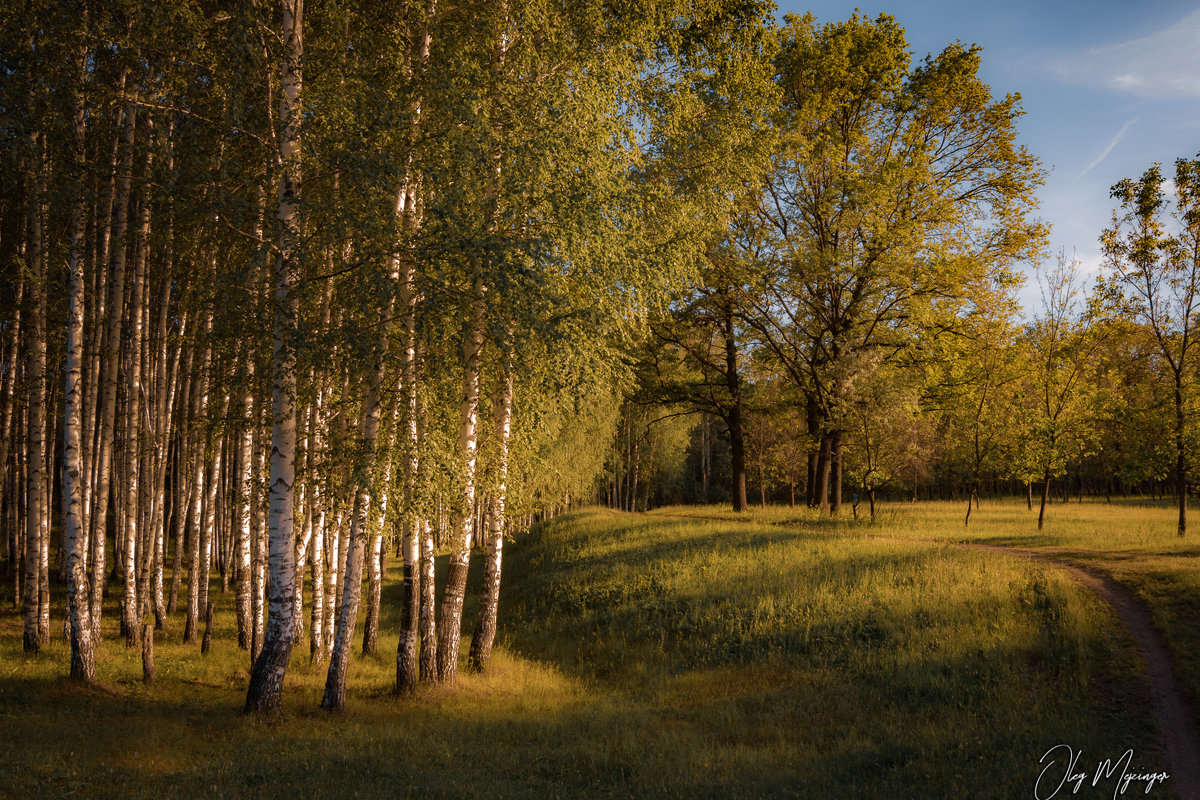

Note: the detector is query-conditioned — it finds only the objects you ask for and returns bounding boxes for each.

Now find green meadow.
[2,500,1192,798]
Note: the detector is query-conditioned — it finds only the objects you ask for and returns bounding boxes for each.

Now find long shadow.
[0,636,1158,800]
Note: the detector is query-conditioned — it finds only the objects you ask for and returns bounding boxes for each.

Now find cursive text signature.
[1034,744,1169,799]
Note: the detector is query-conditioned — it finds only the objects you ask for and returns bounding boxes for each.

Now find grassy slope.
[665,499,1200,717]
[0,503,1180,798]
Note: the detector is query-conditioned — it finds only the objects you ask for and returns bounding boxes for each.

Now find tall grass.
[657,498,1200,754]
[0,504,1174,798]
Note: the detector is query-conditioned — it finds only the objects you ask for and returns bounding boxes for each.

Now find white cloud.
[1053,8,1200,99]
[1080,118,1136,176]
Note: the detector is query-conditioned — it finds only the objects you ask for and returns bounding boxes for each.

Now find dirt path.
[964,544,1200,800]
[646,512,1200,797]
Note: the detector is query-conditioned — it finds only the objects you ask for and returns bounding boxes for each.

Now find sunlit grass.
[0,502,1181,797]
[654,496,1197,551]
[657,498,1200,733]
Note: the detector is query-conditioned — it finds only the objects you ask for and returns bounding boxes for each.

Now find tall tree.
[746,13,1043,515]
[1025,254,1104,530]
[63,23,94,680]
[1102,157,1200,536]
[245,0,303,716]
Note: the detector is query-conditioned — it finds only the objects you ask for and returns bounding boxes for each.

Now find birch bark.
[0,280,22,596]
[435,279,485,683]
[64,48,95,679]
[23,137,47,654]
[395,273,421,691]
[245,0,303,715]
[122,125,153,646]
[469,357,513,672]
[184,328,211,643]
[236,358,255,649]
[90,100,137,643]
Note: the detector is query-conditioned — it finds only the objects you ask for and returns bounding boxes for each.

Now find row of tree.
[7,0,1194,714]
[0,0,775,711]
[613,246,1198,527]
[613,14,1200,536]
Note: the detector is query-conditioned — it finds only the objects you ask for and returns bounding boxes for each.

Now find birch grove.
[0,0,758,711]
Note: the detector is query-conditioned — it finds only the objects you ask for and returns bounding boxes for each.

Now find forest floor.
[1,499,1195,798]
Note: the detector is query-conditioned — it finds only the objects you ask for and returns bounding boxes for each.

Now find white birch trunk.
[122,127,153,646]
[469,357,513,672]
[324,506,342,661]
[236,358,255,649]
[23,136,47,654]
[89,99,137,644]
[245,0,302,715]
[168,342,195,615]
[392,0,434,689]
[82,88,125,554]
[418,516,436,681]
[251,428,267,662]
[184,330,212,643]
[435,278,485,683]
[0,279,22,598]
[395,270,421,691]
[64,54,95,678]
[151,304,184,629]
[199,389,229,638]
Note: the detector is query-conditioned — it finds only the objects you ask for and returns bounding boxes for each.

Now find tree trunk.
[395,272,422,692]
[121,131,154,646]
[362,397,400,657]
[251,433,268,663]
[63,68,94,677]
[0,278,22,595]
[23,137,47,655]
[435,279,485,684]
[419,518,437,680]
[324,508,341,662]
[184,333,211,644]
[235,359,255,649]
[1038,471,1051,531]
[362,532,383,656]
[245,0,302,716]
[724,307,747,512]
[1175,374,1187,536]
[90,99,137,646]
[198,390,228,641]
[322,191,404,710]
[309,494,325,662]
[830,430,843,515]
[150,299,184,631]
[816,434,831,516]
[469,357,513,673]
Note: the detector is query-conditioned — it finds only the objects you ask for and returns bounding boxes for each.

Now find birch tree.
[63,29,94,680]
[245,0,303,716]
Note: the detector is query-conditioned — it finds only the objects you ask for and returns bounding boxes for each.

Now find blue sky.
[776,0,1200,311]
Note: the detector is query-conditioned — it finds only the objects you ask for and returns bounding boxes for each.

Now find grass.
[653,498,1200,718]
[0,499,1190,798]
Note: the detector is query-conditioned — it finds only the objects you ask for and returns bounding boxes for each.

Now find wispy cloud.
[1080,118,1136,176]
[1053,8,1200,99]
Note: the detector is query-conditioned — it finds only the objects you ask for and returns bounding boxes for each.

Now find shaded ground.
[0,507,1177,798]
